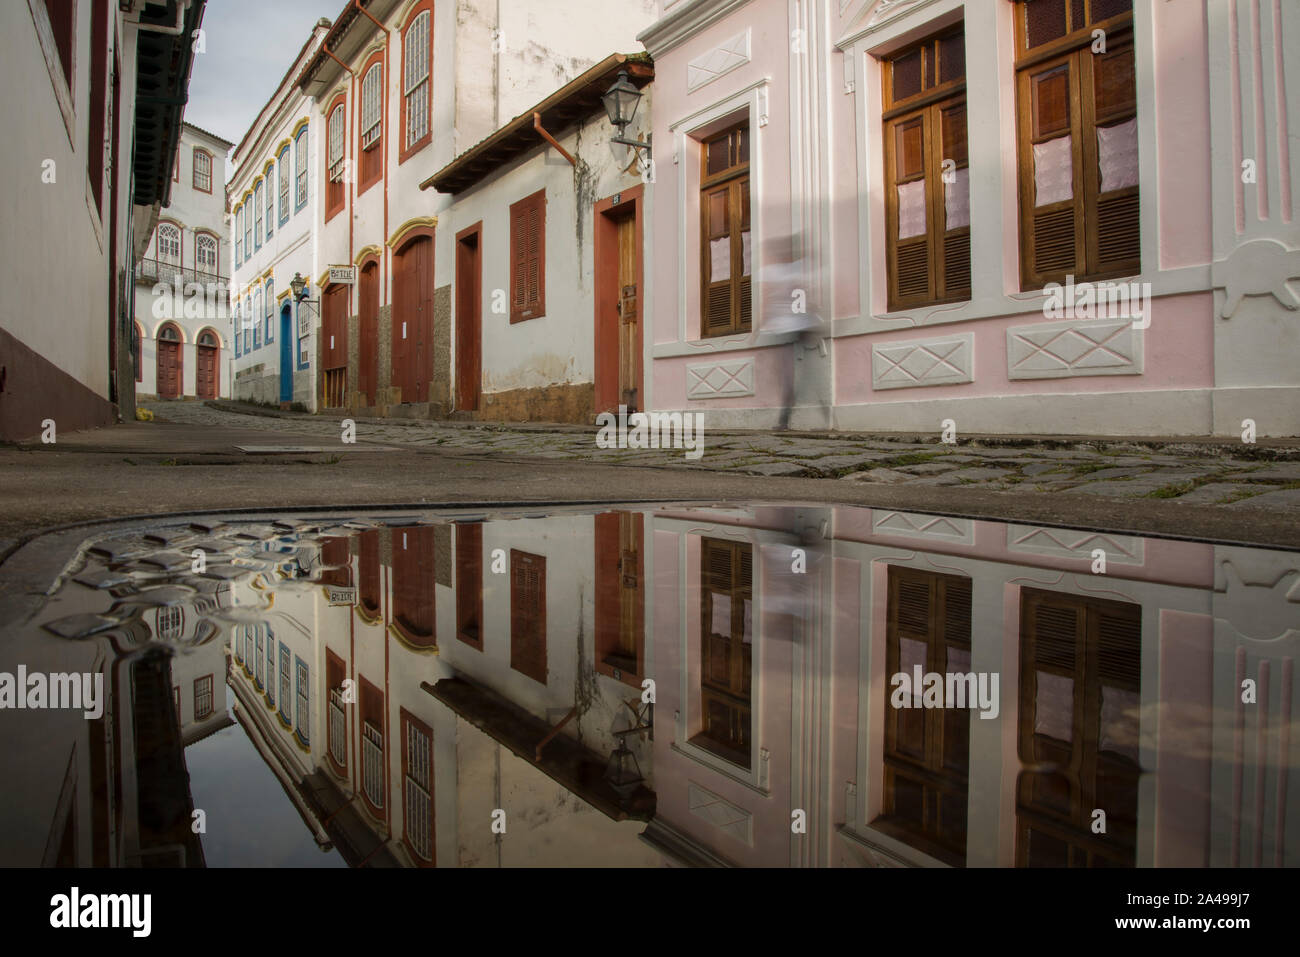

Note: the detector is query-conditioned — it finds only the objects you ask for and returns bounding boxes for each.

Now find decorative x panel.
[1007,318,1142,380]
[871,334,974,390]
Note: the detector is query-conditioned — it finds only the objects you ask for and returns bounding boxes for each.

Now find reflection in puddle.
[1,505,1296,867]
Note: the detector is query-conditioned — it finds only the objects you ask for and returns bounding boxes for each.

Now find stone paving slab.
[1226,487,1300,509]
[130,400,1300,510]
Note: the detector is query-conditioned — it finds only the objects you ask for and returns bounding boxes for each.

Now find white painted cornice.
[835,0,948,51]
[637,0,754,59]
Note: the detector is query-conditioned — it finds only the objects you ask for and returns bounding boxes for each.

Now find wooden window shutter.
[883,28,969,311]
[1016,6,1138,288]
[510,550,547,683]
[696,538,753,768]
[509,190,545,323]
[699,125,751,337]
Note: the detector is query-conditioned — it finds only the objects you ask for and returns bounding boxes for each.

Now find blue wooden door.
[279,306,293,402]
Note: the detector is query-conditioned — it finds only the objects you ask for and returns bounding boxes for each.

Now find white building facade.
[229,20,331,410]
[134,122,233,401]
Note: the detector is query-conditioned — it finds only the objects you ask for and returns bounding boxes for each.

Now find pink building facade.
[639,0,1300,437]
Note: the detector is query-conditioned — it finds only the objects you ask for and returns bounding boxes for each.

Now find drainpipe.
[533,113,576,167]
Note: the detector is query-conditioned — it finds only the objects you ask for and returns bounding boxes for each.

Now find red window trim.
[399,707,436,866]
[398,1,434,165]
[192,146,214,194]
[324,93,348,223]
[356,49,385,197]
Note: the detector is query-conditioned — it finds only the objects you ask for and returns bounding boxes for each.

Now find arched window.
[265,281,274,344]
[243,198,252,257]
[234,206,243,265]
[361,63,382,149]
[279,144,291,223]
[327,103,346,217]
[328,104,345,180]
[157,222,181,265]
[403,10,431,152]
[158,323,180,341]
[199,330,217,348]
[253,181,264,250]
[294,126,309,211]
[243,296,252,353]
[234,302,242,358]
[196,233,218,276]
[192,148,212,192]
[156,606,183,641]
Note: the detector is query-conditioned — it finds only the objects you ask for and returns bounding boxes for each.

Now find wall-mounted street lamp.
[602,70,651,163]
[290,271,318,336]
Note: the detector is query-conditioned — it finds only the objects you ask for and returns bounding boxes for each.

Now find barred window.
[404,11,431,149]
[328,105,345,180]
[278,146,290,223]
[253,182,263,249]
[361,64,382,150]
[192,148,212,192]
[295,128,308,210]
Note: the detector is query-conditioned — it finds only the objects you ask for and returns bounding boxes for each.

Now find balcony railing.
[328,688,347,768]
[362,720,385,809]
[135,257,229,287]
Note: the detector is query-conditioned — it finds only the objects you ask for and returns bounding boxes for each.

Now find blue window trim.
[234,206,242,267]
[265,280,274,343]
[278,642,291,723]
[253,288,262,349]
[294,655,310,746]
[265,626,276,706]
[234,313,241,357]
[295,301,310,370]
[294,127,308,213]
[278,146,291,226]
[253,182,263,251]
[266,164,275,241]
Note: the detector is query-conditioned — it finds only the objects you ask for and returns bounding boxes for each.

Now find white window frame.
[328,105,346,182]
[361,64,383,151]
[156,222,181,265]
[196,233,217,275]
[295,128,309,210]
[253,182,264,250]
[404,11,431,149]
[279,146,291,223]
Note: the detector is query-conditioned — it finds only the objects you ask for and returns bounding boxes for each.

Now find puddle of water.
[0,503,1296,867]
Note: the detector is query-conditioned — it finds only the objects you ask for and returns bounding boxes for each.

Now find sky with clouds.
[185,0,341,176]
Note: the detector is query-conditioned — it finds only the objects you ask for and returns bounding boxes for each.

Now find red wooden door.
[455,227,481,411]
[322,284,349,408]
[393,237,433,403]
[156,336,181,398]
[358,262,378,405]
[392,526,435,647]
[196,344,217,399]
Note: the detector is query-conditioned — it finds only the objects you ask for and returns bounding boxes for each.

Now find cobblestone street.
[148,400,1300,511]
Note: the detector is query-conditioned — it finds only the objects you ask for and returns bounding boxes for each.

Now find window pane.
[1034,671,1074,741]
[1024,0,1068,49]
[1033,134,1073,205]
[892,48,923,100]
[945,167,970,230]
[710,238,731,282]
[897,179,927,239]
[1097,117,1138,192]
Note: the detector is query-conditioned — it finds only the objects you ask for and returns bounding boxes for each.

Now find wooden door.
[156,333,181,398]
[322,284,348,408]
[455,226,481,411]
[510,550,547,684]
[393,237,433,404]
[392,526,435,647]
[594,191,642,416]
[196,342,217,399]
[615,213,639,410]
[595,511,643,686]
[358,262,379,405]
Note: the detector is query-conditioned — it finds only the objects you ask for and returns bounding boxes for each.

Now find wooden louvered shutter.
[1016,2,1138,287]
[883,27,969,310]
[700,124,751,337]
[510,550,547,683]
[394,527,435,646]
[697,538,753,767]
[509,190,545,323]
[456,523,482,649]
[1087,38,1139,275]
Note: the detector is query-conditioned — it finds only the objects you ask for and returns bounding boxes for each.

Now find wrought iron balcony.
[134,257,229,287]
